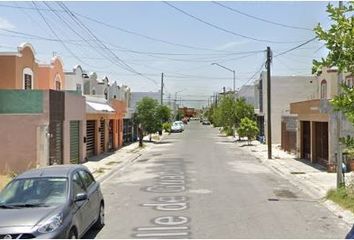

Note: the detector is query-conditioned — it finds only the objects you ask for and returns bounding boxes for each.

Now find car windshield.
[0,177,68,208]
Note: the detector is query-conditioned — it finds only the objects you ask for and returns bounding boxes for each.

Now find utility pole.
[233,70,236,94]
[160,72,164,105]
[266,47,272,159]
[336,0,344,188]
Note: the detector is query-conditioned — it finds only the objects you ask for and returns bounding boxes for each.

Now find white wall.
[260,72,317,144]
[64,65,84,93]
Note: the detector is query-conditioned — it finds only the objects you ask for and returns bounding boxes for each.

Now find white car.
[175,121,185,131]
[171,122,183,133]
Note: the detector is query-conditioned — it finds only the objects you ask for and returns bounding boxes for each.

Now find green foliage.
[234,97,256,128]
[157,105,172,123]
[162,122,172,133]
[135,97,160,136]
[222,126,234,136]
[312,2,354,75]
[327,186,354,214]
[315,2,354,154]
[205,96,255,135]
[175,110,184,121]
[237,117,259,144]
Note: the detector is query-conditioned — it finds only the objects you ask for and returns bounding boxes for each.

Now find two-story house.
[0,43,86,174]
[290,67,354,171]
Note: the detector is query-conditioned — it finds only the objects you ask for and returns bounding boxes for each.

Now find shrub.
[162,122,172,133]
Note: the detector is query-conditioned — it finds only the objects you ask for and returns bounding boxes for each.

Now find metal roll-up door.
[86,120,96,157]
[70,121,80,164]
[100,120,105,152]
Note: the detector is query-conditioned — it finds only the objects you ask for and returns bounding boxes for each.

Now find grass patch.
[0,175,12,190]
[106,161,120,166]
[95,167,110,174]
[327,187,354,213]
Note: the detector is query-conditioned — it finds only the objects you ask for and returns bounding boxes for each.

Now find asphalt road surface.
[87,121,350,239]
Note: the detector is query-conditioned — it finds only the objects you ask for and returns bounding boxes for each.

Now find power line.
[31,1,94,68]
[57,2,158,85]
[238,62,265,90]
[274,37,317,57]
[0,2,253,53]
[212,2,313,32]
[163,1,306,44]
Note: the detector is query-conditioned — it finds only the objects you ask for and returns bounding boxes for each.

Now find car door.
[78,170,100,226]
[72,172,91,235]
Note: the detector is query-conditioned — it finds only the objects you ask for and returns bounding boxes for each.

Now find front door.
[108,120,114,151]
[49,121,63,165]
[315,122,329,166]
[86,120,96,157]
[301,121,311,160]
[70,121,80,164]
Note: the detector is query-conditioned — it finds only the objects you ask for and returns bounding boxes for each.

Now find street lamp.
[211,63,235,93]
[174,89,187,119]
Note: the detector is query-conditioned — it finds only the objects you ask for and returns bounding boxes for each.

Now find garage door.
[86,120,96,157]
[70,121,80,164]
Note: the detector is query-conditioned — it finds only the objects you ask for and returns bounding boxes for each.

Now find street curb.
[235,143,354,227]
[88,132,169,184]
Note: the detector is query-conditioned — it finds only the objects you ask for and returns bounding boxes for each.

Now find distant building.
[237,85,257,107]
[254,71,316,144]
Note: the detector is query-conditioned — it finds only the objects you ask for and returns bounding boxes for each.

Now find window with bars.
[24,74,32,90]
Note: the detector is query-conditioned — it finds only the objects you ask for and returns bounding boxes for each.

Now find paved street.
[88,121,350,239]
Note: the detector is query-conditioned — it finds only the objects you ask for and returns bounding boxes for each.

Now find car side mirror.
[74,193,88,202]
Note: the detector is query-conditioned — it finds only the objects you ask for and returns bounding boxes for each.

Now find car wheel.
[68,228,77,239]
[93,202,105,229]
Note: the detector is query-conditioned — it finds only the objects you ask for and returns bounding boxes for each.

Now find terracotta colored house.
[38,56,65,90]
[83,74,126,158]
[0,43,39,90]
[290,67,354,171]
[0,43,86,174]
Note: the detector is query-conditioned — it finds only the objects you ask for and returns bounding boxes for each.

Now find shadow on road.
[82,227,102,239]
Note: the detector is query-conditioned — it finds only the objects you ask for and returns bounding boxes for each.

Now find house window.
[76,84,82,92]
[321,79,327,99]
[55,74,61,90]
[346,76,354,88]
[92,89,96,95]
[24,74,32,90]
[23,68,33,90]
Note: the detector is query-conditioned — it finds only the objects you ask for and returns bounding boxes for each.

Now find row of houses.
[238,68,354,172]
[0,42,168,174]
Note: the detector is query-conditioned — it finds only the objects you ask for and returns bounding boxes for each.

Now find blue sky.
[0,1,333,107]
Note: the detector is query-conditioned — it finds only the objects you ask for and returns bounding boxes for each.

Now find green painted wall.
[0,90,43,113]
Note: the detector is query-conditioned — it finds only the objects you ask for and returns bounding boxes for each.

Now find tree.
[313,2,354,151]
[234,97,256,128]
[237,117,259,145]
[175,109,184,121]
[157,105,172,123]
[135,97,160,141]
[312,2,353,75]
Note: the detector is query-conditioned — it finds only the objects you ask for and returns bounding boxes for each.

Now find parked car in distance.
[175,121,185,130]
[202,120,211,125]
[171,122,183,133]
[0,165,105,239]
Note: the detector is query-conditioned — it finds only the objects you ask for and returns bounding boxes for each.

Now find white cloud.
[0,17,15,30]
[216,41,250,50]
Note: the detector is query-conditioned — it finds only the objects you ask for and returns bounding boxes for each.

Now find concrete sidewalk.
[84,132,168,182]
[230,137,354,225]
